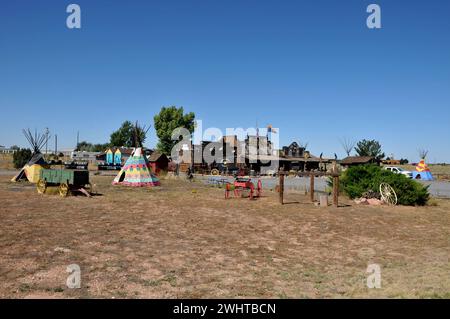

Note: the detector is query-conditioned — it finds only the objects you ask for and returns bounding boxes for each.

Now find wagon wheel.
[36,179,47,194]
[379,183,397,206]
[59,183,70,197]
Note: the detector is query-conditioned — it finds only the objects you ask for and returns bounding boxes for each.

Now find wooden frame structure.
[278,171,340,207]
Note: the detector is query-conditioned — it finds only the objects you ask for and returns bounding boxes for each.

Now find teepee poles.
[22,128,51,154]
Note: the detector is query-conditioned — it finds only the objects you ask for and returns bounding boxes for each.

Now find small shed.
[339,156,379,169]
[148,152,169,175]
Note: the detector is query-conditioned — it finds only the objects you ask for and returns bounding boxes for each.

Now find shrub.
[12,148,32,169]
[331,165,429,206]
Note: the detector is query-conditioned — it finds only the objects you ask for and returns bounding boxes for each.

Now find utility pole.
[55,135,58,155]
[76,131,79,150]
[45,127,49,155]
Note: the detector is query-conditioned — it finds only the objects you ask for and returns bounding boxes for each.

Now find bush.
[12,148,32,169]
[331,165,429,206]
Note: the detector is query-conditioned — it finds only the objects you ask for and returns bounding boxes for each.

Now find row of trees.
[340,138,428,162]
[76,120,147,152]
[340,138,386,159]
[85,107,425,162]
[76,106,196,154]
[39,105,427,162]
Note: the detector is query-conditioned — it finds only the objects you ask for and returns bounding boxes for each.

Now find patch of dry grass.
[0,174,449,298]
[0,154,14,170]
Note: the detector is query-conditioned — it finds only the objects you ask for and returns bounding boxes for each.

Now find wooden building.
[148,152,169,175]
[178,137,330,174]
[281,142,305,158]
[278,142,330,172]
[339,156,380,169]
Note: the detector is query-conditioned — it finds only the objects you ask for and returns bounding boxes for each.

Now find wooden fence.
[278,171,340,207]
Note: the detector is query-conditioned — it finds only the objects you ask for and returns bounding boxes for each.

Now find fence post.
[333,175,339,207]
[310,173,315,202]
[279,173,284,205]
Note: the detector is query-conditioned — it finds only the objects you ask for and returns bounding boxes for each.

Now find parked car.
[384,166,413,178]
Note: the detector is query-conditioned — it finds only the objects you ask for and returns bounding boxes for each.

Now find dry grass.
[0,154,14,170]
[0,174,449,299]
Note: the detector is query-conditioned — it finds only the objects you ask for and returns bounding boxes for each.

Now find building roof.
[340,156,376,165]
[148,152,168,162]
[280,153,331,163]
[382,159,401,165]
[281,157,320,163]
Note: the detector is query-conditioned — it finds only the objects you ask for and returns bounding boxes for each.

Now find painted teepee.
[413,159,433,181]
[112,122,160,187]
[11,129,50,183]
[112,147,160,186]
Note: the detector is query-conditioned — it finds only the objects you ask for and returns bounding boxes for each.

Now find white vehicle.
[384,166,413,178]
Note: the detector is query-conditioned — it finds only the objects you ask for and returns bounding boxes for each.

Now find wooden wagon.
[225,178,262,200]
[37,169,92,197]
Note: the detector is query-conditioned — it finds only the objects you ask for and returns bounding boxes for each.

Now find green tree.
[92,143,110,152]
[13,148,32,169]
[355,139,385,159]
[154,106,195,154]
[329,165,429,206]
[76,141,110,152]
[76,141,93,151]
[110,121,146,147]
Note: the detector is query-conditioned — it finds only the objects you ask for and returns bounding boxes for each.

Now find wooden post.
[279,173,284,205]
[310,173,314,202]
[333,175,339,207]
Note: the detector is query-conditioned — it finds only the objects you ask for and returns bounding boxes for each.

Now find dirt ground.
[0,173,449,299]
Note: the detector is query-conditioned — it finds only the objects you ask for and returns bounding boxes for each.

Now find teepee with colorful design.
[412,159,433,181]
[112,147,160,187]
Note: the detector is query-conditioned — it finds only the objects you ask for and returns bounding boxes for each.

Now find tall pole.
[55,135,58,155]
[45,127,49,155]
[333,175,339,207]
[279,173,284,205]
[76,131,79,150]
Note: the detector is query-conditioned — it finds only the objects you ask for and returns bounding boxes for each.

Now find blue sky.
[1,0,449,162]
